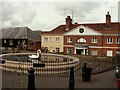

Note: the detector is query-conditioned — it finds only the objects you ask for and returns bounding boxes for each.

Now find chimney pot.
[65,16,72,31]
[106,11,111,29]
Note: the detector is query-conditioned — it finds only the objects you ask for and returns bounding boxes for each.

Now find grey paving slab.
[2,70,117,89]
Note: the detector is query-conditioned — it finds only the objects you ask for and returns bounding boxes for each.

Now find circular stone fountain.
[0,53,79,75]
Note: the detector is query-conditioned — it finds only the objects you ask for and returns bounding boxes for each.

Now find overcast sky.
[1,0,120,31]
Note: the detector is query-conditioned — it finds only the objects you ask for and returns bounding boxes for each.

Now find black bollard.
[82,63,92,82]
[28,68,35,90]
[69,66,74,90]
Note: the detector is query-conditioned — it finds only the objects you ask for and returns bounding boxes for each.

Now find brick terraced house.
[41,12,120,57]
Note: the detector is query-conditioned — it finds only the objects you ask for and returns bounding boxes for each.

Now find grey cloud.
[55,2,102,22]
[19,10,36,24]
[2,2,16,21]
[2,2,37,27]
[10,19,22,26]
[13,2,37,24]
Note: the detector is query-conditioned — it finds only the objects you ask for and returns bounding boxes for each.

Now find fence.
[0,53,79,75]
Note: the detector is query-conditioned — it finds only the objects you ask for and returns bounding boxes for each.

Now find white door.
[107,50,113,56]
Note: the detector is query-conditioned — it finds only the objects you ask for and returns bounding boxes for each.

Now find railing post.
[28,68,35,90]
[69,66,74,90]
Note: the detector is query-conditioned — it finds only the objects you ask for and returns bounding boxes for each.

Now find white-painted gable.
[64,25,102,36]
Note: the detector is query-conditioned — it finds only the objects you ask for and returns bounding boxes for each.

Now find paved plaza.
[1,69,118,89]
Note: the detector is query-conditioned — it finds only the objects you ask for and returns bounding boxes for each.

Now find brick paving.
[1,69,117,89]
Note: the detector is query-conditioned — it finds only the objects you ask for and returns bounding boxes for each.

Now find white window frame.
[116,38,120,44]
[91,38,97,43]
[67,37,72,43]
[56,37,60,42]
[77,38,86,43]
[107,50,113,57]
[107,38,113,44]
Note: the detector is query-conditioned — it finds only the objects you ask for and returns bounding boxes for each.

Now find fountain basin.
[0,53,79,75]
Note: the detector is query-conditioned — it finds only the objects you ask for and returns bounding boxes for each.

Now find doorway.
[76,49,84,55]
[76,49,88,55]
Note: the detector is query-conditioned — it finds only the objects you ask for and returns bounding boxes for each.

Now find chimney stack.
[106,12,111,28]
[65,16,72,31]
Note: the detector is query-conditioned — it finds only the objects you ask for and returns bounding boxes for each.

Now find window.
[107,38,113,44]
[44,37,48,42]
[67,37,72,43]
[107,50,113,56]
[4,40,7,43]
[56,48,60,53]
[9,40,13,45]
[77,38,86,43]
[91,38,97,43]
[116,38,120,44]
[67,48,73,54]
[50,37,54,42]
[116,51,120,56]
[56,37,60,42]
[91,50,98,56]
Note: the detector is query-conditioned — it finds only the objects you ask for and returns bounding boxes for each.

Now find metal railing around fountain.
[1,53,114,76]
[1,60,79,75]
[0,53,80,75]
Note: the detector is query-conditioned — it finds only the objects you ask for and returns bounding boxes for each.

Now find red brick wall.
[64,35,103,46]
[27,40,41,51]
[102,36,120,47]
[64,35,120,47]
[64,35,120,57]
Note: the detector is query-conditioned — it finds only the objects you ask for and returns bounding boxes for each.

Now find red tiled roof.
[41,22,120,35]
[81,22,120,34]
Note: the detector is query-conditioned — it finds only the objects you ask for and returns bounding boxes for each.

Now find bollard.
[117,79,120,89]
[69,66,74,90]
[28,68,35,90]
[82,63,92,82]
